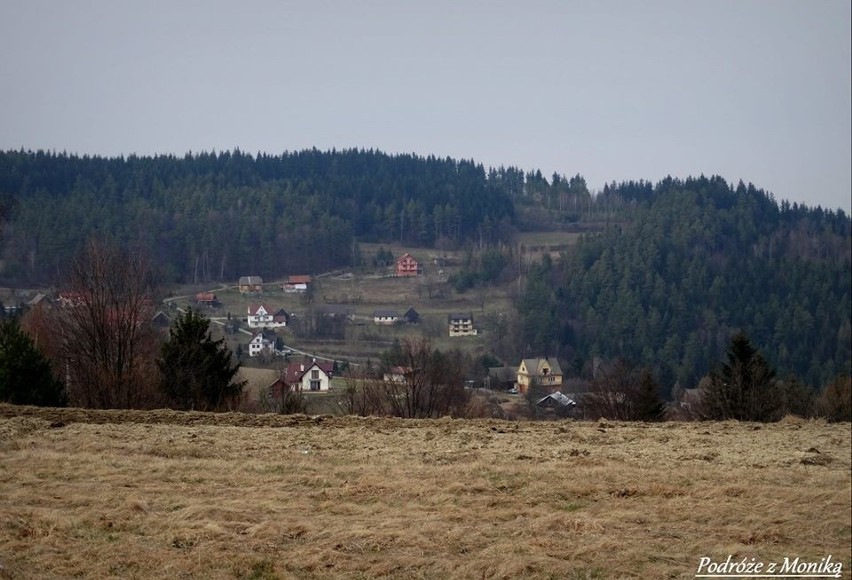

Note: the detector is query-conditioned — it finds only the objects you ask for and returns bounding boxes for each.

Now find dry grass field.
[2,405,848,580]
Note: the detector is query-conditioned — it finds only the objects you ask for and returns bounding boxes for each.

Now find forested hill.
[0,149,515,283]
[523,176,851,389]
[1,150,849,388]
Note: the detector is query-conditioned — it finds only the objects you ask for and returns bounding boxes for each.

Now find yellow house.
[516,358,563,395]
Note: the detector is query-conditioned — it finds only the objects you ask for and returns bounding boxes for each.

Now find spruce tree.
[634,368,666,421]
[701,331,780,421]
[158,309,245,411]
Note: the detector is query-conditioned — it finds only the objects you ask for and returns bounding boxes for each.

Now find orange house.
[395,253,421,277]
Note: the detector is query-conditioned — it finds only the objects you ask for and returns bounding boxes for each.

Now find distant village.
[4,249,585,418]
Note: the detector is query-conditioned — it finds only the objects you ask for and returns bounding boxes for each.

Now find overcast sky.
[1,0,849,211]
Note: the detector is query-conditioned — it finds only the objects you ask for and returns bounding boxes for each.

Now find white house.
[285,360,334,392]
[247,304,289,329]
[248,332,275,357]
[373,310,399,325]
[383,365,412,384]
[283,275,312,293]
[448,313,477,337]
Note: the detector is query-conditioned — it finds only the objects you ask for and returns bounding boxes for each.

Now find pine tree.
[0,319,66,407]
[157,309,245,411]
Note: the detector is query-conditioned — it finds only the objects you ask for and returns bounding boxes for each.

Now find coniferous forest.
[523,176,851,389]
[0,149,515,283]
[0,149,849,392]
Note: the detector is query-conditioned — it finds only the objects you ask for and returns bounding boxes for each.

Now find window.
[311,370,319,379]
[310,380,321,391]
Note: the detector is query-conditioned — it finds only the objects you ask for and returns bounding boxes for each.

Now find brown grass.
[1,405,849,579]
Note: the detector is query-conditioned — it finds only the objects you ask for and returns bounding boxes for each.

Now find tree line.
[0,148,515,284]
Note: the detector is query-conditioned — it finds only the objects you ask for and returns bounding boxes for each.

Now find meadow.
[168,243,506,367]
[0,404,849,579]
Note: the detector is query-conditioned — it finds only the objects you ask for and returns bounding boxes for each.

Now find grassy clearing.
[167,249,509,366]
[0,405,849,579]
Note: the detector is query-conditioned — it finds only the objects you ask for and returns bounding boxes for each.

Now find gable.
[285,361,330,384]
[248,304,269,316]
[519,358,564,377]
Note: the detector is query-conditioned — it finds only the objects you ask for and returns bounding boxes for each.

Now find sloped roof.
[285,360,333,384]
[250,328,278,341]
[27,293,47,306]
[317,304,352,316]
[403,307,420,320]
[373,310,398,318]
[535,391,576,407]
[239,276,263,285]
[448,312,473,322]
[195,292,217,301]
[247,304,269,316]
[396,252,417,263]
[151,310,171,326]
[287,275,312,284]
[520,357,563,377]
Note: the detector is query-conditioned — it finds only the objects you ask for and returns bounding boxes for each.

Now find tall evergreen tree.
[0,319,66,407]
[634,368,666,421]
[157,309,245,411]
[701,331,780,421]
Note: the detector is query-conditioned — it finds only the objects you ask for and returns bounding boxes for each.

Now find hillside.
[517,176,852,389]
[0,404,849,578]
[0,149,518,285]
[1,150,849,395]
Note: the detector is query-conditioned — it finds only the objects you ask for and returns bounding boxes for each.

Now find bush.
[814,376,851,422]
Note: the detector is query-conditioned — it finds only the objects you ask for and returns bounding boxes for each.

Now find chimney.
[300,364,304,372]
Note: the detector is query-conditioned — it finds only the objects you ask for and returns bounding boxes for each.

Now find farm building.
[238,276,263,294]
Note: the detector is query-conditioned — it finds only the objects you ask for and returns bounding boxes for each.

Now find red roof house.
[285,360,334,392]
[395,253,421,277]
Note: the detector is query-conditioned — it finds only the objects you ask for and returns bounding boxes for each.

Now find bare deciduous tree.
[343,373,389,416]
[344,339,470,418]
[814,375,851,422]
[59,240,161,408]
[583,358,665,421]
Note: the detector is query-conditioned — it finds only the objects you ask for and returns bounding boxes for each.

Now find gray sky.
[1,0,850,211]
